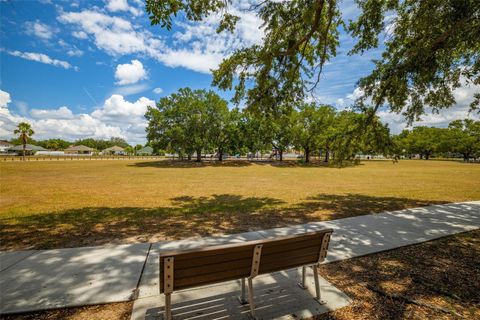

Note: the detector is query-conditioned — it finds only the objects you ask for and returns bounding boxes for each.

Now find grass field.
[1,159,479,250]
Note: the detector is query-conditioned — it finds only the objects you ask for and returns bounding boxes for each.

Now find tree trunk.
[279,149,283,161]
[218,147,223,161]
[305,148,310,163]
[324,148,330,163]
[425,151,430,160]
[196,149,202,162]
[187,153,192,161]
[22,136,26,161]
[463,153,469,161]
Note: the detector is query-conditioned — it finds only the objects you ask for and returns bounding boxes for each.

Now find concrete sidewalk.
[1,201,479,317]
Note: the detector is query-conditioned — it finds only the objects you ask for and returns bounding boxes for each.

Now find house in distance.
[0,140,13,153]
[7,144,47,155]
[64,145,95,155]
[102,145,126,155]
[137,146,153,155]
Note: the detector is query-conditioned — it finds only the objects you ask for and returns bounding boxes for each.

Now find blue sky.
[0,0,478,144]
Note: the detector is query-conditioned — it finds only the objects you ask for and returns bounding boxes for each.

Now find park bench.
[159,229,333,319]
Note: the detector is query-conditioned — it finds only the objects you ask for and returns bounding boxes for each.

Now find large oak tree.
[146,0,480,122]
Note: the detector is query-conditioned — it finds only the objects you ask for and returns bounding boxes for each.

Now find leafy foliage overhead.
[351,0,480,122]
[147,0,342,113]
[146,0,480,122]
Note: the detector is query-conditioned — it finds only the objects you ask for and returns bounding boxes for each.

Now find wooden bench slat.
[174,257,253,279]
[259,253,320,274]
[172,248,256,270]
[160,231,326,260]
[167,236,322,272]
[174,266,251,289]
[172,244,321,280]
[159,229,333,293]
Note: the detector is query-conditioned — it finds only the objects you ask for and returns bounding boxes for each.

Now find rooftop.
[103,145,125,152]
[8,144,47,151]
[65,145,95,151]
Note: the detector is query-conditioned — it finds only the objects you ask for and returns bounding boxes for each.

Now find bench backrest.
[159,229,333,293]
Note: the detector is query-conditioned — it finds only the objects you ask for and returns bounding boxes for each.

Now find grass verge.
[1,160,479,250]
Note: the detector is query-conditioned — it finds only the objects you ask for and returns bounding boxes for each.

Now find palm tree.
[14,122,34,161]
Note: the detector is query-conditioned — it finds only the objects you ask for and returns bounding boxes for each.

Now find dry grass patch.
[1,159,479,250]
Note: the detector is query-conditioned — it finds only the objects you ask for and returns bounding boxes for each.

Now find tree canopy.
[145,87,393,163]
[146,0,480,122]
[394,120,480,160]
[13,122,34,160]
[145,88,238,161]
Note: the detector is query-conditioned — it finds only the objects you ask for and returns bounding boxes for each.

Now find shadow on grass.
[130,159,364,169]
[0,193,445,250]
[131,160,253,168]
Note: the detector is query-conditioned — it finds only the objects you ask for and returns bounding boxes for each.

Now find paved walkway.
[1,201,479,317]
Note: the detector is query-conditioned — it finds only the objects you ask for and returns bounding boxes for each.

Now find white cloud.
[67,48,84,57]
[6,50,77,70]
[0,90,11,108]
[58,6,264,74]
[92,94,154,124]
[30,106,74,120]
[105,0,141,16]
[160,8,264,73]
[25,20,54,40]
[153,87,163,94]
[112,83,150,96]
[0,90,153,144]
[58,39,84,57]
[114,59,147,85]
[58,10,159,56]
[157,49,224,74]
[72,30,88,39]
[0,90,27,138]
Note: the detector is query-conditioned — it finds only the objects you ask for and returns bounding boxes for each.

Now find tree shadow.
[252,159,364,168]
[317,230,480,319]
[1,193,446,251]
[297,193,443,220]
[131,160,253,168]
[130,159,363,168]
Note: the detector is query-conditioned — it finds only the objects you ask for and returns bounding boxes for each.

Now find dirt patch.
[0,302,132,320]
[317,230,480,319]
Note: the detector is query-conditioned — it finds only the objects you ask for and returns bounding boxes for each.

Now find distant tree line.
[145,88,392,163]
[393,120,480,160]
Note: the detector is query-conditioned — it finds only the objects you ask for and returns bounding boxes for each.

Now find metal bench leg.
[164,293,172,320]
[297,265,307,289]
[313,265,326,305]
[238,278,248,305]
[247,277,257,319]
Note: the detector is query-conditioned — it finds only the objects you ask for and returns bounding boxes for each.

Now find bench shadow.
[144,269,349,320]
[1,194,447,251]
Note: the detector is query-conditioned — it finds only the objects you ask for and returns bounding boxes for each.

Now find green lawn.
[1,159,479,250]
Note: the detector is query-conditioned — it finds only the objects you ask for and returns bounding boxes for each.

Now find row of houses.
[0,140,154,156]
